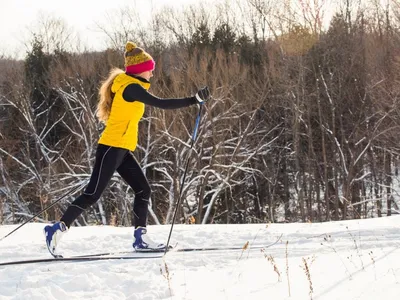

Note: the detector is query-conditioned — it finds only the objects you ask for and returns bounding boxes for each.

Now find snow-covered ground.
[0,216,400,300]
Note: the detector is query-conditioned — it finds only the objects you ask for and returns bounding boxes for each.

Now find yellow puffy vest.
[98,73,150,151]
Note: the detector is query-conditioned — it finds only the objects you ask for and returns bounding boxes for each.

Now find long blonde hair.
[96,68,124,123]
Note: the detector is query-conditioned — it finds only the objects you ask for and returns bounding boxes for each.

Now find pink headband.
[125,60,155,74]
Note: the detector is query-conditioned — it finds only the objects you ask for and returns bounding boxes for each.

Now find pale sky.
[0,0,198,57]
[0,0,390,58]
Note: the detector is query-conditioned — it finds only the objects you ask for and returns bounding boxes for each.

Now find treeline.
[1,0,400,226]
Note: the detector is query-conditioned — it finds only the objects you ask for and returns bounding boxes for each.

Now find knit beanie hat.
[124,41,155,74]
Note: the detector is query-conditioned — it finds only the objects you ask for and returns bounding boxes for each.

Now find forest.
[1,0,400,227]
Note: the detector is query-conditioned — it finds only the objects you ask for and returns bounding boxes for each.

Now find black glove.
[195,86,210,103]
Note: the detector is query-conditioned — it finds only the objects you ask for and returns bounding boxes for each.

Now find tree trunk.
[385,151,392,217]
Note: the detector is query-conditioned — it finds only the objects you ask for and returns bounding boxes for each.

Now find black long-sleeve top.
[123,81,197,109]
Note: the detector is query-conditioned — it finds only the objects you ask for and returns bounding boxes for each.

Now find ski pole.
[0,182,84,242]
[164,104,203,253]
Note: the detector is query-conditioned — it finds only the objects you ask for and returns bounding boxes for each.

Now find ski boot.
[132,227,168,252]
[44,221,68,258]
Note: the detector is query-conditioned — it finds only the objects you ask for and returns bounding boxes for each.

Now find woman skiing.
[44,41,210,256]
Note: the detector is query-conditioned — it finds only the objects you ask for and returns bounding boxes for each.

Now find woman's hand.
[195,86,211,103]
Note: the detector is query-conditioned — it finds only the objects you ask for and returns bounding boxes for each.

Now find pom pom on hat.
[124,41,155,74]
[125,41,137,52]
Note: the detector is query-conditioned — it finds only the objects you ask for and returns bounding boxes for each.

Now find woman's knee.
[72,193,99,210]
[136,184,151,200]
[142,185,151,200]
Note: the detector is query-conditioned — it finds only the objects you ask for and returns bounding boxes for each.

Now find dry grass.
[262,249,281,282]
[302,256,316,300]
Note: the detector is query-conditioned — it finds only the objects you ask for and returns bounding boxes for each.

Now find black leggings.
[61,144,150,228]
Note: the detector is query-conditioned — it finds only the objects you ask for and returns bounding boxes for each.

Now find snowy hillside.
[0,217,400,300]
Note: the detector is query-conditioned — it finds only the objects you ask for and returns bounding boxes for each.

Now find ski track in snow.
[0,217,400,300]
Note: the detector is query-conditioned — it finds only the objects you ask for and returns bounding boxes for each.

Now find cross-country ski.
[0,235,283,267]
